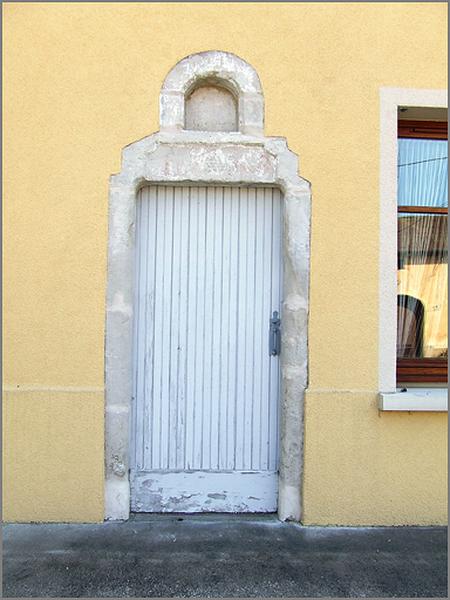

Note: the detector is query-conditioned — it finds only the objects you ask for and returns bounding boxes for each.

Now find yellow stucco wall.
[3,391,104,522]
[3,2,447,523]
[303,392,447,525]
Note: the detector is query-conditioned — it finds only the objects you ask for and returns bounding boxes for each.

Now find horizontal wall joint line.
[3,385,105,394]
[306,388,379,395]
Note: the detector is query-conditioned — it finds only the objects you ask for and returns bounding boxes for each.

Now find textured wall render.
[3,391,104,522]
[303,391,447,525]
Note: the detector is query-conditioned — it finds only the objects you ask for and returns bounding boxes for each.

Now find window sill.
[378,388,448,411]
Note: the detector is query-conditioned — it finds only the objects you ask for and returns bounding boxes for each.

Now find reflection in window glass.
[398,138,448,208]
[397,137,448,361]
[397,213,447,358]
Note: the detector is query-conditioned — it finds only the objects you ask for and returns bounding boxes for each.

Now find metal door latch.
[269,310,281,356]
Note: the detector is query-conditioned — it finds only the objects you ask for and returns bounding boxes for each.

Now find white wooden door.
[131,185,283,512]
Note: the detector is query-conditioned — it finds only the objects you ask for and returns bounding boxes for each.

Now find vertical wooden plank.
[243,187,257,470]
[160,186,175,469]
[150,186,165,469]
[193,186,207,469]
[269,187,282,470]
[260,187,273,470]
[234,187,247,470]
[184,187,197,470]
[142,187,157,470]
[132,188,143,469]
[226,186,239,470]
[217,187,232,470]
[201,186,214,469]
[167,186,182,469]
[176,186,189,470]
[252,187,266,471]
[210,187,224,470]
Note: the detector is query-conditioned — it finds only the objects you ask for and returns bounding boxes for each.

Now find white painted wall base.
[131,471,278,512]
[104,478,130,521]
[278,482,301,522]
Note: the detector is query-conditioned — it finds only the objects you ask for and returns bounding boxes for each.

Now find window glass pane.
[397,213,448,359]
[398,138,448,207]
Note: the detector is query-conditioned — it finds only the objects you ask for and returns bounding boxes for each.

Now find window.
[396,119,448,383]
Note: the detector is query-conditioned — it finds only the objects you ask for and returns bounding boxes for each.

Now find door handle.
[269,310,281,356]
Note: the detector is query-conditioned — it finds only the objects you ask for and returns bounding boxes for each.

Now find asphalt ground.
[2,514,447,597]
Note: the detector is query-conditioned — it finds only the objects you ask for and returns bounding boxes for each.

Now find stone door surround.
[105,51,311,521]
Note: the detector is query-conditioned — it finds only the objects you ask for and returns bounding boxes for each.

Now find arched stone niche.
[105,50,311,523]
[160,50,264,135]
[185,78,238,132]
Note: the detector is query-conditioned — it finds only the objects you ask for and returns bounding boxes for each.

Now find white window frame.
[378,87,448,411]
